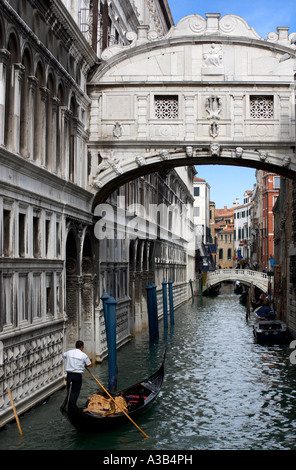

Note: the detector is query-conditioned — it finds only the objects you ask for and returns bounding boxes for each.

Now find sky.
[168,0,296,208]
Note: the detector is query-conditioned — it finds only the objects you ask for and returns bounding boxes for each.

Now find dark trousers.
[66,372,82,403]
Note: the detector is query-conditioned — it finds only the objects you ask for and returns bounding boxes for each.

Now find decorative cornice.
[92,13,296,75]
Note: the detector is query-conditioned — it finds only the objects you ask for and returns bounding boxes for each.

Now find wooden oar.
[85,367,148,439]
[8,390,23,436]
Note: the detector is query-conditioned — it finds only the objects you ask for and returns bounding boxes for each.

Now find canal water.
[1,283,296,451]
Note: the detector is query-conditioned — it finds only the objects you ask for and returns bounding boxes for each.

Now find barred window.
[154,95,178,119]
[250,95,274,119]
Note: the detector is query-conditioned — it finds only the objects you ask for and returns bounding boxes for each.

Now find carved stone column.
[50,96,59,172]
[60,106,71,179]
[21,75,37,159]
[39,87,49,167]
[7,63,24,153]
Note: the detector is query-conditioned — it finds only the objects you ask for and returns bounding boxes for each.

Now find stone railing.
[203,269,269,293]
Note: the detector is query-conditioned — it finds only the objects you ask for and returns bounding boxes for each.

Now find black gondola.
[60,358,165,433]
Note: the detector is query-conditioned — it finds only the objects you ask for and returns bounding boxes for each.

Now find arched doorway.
[65,226,95,356]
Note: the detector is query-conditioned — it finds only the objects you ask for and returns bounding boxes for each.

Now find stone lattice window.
[155,95,178,119]
[250,95,274,119]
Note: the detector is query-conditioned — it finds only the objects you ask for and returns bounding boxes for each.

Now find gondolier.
[60,353,165,434]
[63,340,92,403]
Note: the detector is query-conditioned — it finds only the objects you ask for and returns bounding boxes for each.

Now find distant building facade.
[234,190,253,267]
[215,206,235,269]
[193,176,216,271]
[250,170,280,271]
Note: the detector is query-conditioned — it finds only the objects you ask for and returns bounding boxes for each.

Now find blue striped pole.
[162,278,168,328]
[105,291,117,391]
[152,281,159,338]
[146,282,155,342]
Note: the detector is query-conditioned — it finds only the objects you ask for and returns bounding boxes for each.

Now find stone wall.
[0,321,65,427]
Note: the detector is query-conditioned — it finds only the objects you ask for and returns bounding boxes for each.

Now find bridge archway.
[203,269,269,294]
[88,13,296,208]
[91,150,295,208]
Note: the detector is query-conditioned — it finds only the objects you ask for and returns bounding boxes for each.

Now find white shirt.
[63,348,91,374]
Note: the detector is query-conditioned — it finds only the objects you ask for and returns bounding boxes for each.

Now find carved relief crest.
[206,95,222,120]
[203,43,223,68]
[206,94,222,139]
[113,122,122,139]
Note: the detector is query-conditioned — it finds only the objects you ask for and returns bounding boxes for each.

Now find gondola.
[60,357,165,433]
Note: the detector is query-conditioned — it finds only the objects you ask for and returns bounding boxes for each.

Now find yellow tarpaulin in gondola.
[84,393,128,416]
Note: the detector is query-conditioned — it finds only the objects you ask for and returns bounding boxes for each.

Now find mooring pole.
[146,282,155,342]
[189,279,194,298]
[105,291,117,391]
[168,279,174,325]
[152,281,159,338]
[162,278,168,329]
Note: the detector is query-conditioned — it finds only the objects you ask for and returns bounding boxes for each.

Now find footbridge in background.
[203,269,269,294]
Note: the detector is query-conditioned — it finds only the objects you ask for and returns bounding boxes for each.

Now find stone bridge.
[203,269,269,293]
[88,13,296,208]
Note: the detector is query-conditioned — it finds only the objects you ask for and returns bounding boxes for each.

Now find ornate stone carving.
[259,151,267,161]
[108,153,123,175]
[185,146,194,157]
[206,95,222,120]
[210,143,220,157]
[93,152,123,184]
[235,147,244,158]
[283,156,291,167]
[136,155,146,166]
[160,150,169,160]
[203,43,223,68]
[209,121,219,138]
[113,122,122,139]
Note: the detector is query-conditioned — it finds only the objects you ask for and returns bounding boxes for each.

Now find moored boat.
[253,319,289,344]
[60,357,165,433]
[253,306,289,343]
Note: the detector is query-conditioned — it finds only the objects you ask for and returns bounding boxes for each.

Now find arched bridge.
[88,13,296,208]
[203,269,269,293]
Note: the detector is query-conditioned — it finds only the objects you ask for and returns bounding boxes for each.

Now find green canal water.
[1,283,296,452]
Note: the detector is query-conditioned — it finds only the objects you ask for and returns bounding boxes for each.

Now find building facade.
[0,0,194,428]
[0,0,98,426]
[261,172,280,271]
[273,178,293,322]
[214,206,235,269]
[250,170,280,271]
[234,190,253,267]
[193,176,211,246]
